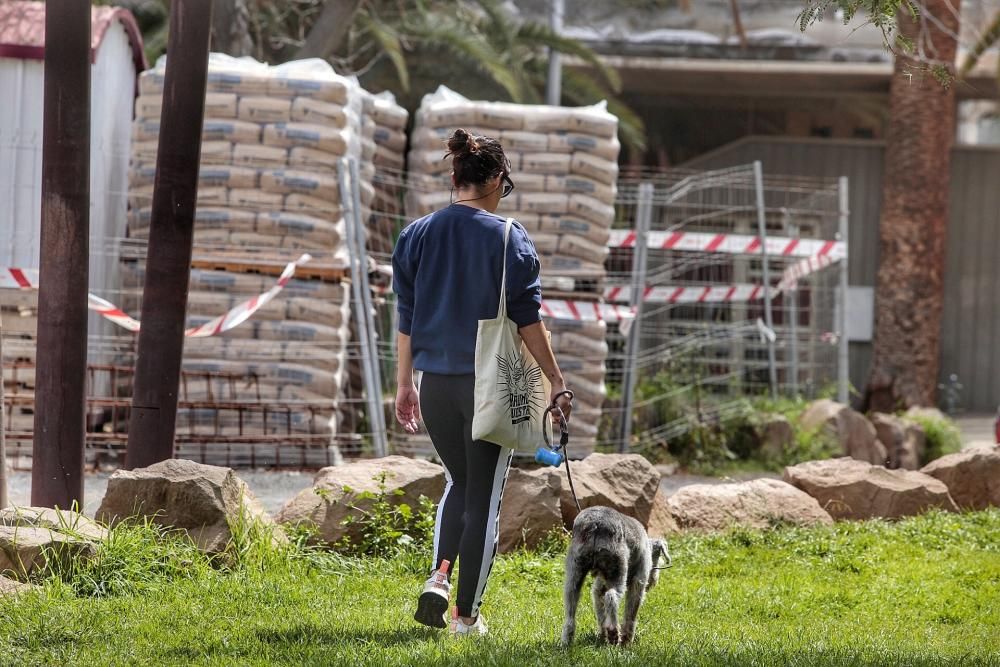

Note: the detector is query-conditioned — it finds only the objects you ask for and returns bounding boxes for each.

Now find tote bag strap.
[496,217,514,319]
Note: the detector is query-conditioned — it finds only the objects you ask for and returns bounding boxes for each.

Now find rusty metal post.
[31,0,91,509]
[125,0,213,469]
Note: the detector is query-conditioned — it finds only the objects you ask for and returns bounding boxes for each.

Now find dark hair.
[445,128,510,189]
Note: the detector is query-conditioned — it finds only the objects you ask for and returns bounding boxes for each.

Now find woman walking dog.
[392,129,571,636]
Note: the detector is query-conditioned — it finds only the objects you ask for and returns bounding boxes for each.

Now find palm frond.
[471,0,516,52]
[561,68,646,153]
[407,20,527,101]
[357,10,410,91]
[514,21,622,93]
[959,8,1000,78]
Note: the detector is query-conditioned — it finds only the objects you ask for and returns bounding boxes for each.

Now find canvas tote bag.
[471,218,552,452]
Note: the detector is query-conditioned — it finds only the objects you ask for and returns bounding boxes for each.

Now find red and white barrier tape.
[776,253,835,292]
[2,254,312,337]
[607,230,846,260]
[0,268,38,290]
[604,283,772,304]
[541,299,635,323]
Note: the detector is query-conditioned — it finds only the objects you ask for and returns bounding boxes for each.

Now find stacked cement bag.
[125,54,371,444]
[368,92,409,257]
[405,87,619,455]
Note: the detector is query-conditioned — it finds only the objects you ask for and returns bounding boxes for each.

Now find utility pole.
[126,0,214,469]
[546,0,564,106]
[1,312,8,509]
[31,0,91,509]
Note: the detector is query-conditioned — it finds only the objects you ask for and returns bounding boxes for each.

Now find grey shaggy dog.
[561,506,668,646]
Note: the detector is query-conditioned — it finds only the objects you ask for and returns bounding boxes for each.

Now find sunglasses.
[501,173,515,199]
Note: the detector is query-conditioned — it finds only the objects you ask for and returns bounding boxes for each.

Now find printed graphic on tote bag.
[496,351,545,425]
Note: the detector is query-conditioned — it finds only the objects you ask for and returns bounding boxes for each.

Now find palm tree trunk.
[295,0,365,60]
[1,311,8,509]
[866,0,960,412]
[211,0,253,56]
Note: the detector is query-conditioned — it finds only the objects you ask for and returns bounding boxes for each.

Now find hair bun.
[447,128,478,157]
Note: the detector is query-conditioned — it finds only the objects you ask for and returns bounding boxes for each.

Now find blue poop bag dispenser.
[535,390,574,467]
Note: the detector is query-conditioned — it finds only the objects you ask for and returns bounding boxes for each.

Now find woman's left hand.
[395,384,421,434]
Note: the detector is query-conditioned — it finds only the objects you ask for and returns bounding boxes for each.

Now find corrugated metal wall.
[941,146,1000,412]
[683,136,1000,411]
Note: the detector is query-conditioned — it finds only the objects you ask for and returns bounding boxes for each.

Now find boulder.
[0,525,96,579]
[0,507,108,542]
[921,444,1000,510]
[276,455,445,547]
[96,458,283,553]
[1,575,38,597]
[498,467,563,553]
[756,414,795,460]
[783,457,958,520]
[556,453,660,527]
[645,488,681,537]
[799,399,887,465]
[666,478,833,531]
[871,413,925,470]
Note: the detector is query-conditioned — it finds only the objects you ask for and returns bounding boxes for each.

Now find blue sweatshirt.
[392,203,542,375]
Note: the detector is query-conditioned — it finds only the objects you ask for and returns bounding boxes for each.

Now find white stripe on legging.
[471,447,514,616]
[432,466,454,569]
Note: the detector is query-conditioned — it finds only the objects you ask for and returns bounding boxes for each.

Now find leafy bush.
[904,412,963,464]
[324,473,437,559]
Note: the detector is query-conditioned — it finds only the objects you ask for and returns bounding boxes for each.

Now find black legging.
[419,372,513,618]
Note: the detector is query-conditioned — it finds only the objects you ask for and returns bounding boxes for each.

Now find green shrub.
[905,412,963,464]
[328,473,437,559]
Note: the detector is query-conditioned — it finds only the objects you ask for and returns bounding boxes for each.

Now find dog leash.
[543,390,581,512]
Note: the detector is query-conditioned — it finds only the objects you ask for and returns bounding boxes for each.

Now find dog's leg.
[591,576,608,638]
[620,570,648,645]
[560,557,587,647]
[596,569,625,645]
[601,582,624,645]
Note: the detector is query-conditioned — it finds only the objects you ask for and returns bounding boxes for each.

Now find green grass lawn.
[2,510,999,666]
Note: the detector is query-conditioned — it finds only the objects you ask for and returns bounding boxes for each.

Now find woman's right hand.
[551,383,573,424]
[395,384,421,434]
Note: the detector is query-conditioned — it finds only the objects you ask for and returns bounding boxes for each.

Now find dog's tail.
[648,538,669,591]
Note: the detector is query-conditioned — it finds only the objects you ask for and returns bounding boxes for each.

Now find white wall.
[0,20,137,349]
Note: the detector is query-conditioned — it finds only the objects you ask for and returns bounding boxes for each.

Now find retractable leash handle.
[535,390,574,466]
[535,390,583,512]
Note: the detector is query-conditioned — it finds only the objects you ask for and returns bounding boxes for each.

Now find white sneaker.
[414,561,451,629]
[448,608,488,637]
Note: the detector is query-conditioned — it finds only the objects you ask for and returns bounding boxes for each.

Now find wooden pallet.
[189,250,349,282]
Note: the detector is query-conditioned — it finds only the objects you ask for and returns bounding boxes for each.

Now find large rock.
[666,478,833,531]
[498,467,563,553]
[96,459,282,553]
[645,488,681,537]
[756,414,795,460]
[783,457,958,520]
[0,525,96,579]
[556,453,660,527]
[871,413,925,470]
[0,575,38,597]
[921,444,1000,510]
[0,506,108,542]
[277,455,445,547]
[799,399,887,465]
